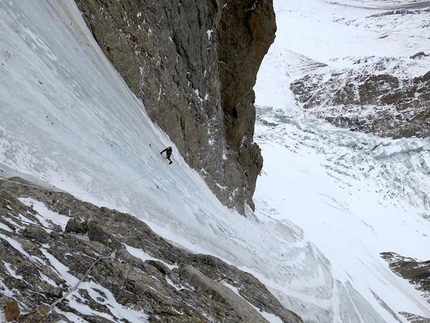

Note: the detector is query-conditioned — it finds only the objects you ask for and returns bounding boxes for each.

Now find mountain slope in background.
[259,0,430,138]
[255,0,430,321]
[0,0,429,322]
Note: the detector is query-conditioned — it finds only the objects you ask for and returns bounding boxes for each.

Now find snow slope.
[254,0,430,321]
[1,0,430,322]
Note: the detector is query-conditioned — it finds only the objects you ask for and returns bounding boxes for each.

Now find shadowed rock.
[74,0,276,214]
[0,178,303,322]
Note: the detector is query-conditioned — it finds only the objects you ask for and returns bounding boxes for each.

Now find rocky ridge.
[0,176,302,323]
[289,8,430,139]
[73,0,276,215]
[290,56,430,139]
[381,252,430,323]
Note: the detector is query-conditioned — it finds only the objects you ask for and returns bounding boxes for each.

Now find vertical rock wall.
[74,0,276,214]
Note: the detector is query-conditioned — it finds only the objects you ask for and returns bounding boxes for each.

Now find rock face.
[73,0,276,214]
[290,65,430,139]
[0,177,303,322]
[381,252,430,323]
[381,252,430,301]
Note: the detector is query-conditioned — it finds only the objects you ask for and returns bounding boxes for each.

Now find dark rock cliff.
[0,177,303,322]
[381,252,430,323]
[73,0,276,215]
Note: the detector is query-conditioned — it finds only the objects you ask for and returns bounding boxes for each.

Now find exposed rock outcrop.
[399,312,430,323]
[73,0,276,214]
[381,252,430,301]
[290,63,430,139]
[381,252,430,322]
[0,177,302,322]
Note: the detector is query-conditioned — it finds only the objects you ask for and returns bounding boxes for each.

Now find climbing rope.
[0,165,156,196]
[0,176,64,193]
[48,254,111,312]
[0,214,124,313]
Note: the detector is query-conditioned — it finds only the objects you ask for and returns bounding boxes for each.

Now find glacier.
[1,0,430,322]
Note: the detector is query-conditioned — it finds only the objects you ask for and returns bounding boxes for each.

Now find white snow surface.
[0,0,429,322]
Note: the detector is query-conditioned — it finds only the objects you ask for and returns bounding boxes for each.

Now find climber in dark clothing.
[160,146,173,164]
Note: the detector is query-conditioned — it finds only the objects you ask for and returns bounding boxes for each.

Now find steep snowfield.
[1,0,430,323]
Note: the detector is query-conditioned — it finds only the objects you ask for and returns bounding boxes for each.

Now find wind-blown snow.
[1,0,430,322]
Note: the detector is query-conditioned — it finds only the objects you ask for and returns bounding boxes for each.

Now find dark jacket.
[160,147,172,158]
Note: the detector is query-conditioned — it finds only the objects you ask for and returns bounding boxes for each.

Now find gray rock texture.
[0,177,302,322]
[290,67,430,139]
[381,252,430,322]
[381,252,430,301]
[73,0,276,214]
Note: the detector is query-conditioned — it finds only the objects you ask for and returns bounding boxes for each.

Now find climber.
[160,146,173,164]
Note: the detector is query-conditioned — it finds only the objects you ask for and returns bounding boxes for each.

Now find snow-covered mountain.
[256,0,430,138]
[0,0,429,322]
[254,0,430,321]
